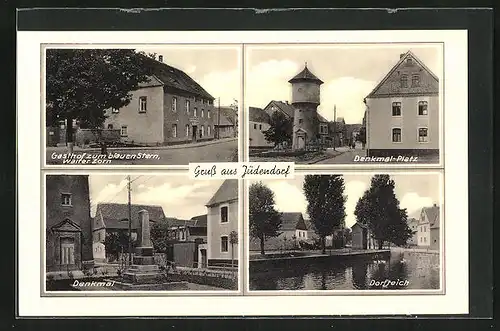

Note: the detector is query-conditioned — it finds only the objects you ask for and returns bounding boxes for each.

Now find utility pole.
[332,105,337,151]
[217,97,221,140]
[127,175,132,265]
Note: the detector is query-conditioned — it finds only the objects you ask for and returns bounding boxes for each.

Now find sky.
[246,44,442,124]
[250,173,442,228]
[88,175,226,220]
[136,46,240,107]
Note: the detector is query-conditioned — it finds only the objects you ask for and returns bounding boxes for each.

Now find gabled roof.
[280,212,308,231]
[264,100,295,118]
[421,205,440,229]
[351,222,368,230]
[249,107,271,123]
[206,180,238,207]
[51,219,82,232]
[141,55,215,100]
[318,113,328,122]
[95,203,166,230]
[366,50,439,98]
[214,106,237,126]
[288,64,324,84]
[190,214,208,227]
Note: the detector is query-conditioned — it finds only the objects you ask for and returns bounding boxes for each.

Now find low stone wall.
[249,250,391,274]
[75,129,121,147]
[167,272,237,290]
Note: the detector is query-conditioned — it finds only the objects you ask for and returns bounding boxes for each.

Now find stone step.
[126,265,160,273]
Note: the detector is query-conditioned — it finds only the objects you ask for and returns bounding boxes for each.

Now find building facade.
[169,214,208,243]
[92,203,166,260]
[351,222,377,250]
[103,55,216,146]
[417,204,440,250]
[248,106,273,148]
[407,217,419,246]
[205,180,239,268]
[46,175,94,272]
[365,51,439,157]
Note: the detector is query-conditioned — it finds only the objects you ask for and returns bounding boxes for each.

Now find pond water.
[249,250,440,291]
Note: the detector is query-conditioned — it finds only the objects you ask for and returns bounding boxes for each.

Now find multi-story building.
[202,180,239,268]
[364,50,439,157]
[417,204,440,251]
[45,175,94,272]
[248,106,272,148]
[103,54,217,146]
[406,217,419,246]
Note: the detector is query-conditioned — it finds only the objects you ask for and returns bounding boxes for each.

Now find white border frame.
[18,30,468,316]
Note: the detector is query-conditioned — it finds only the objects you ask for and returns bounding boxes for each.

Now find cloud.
[90,178,129,217]
[317,77,375,124]
[344,180,368,228]
[199,69,240,106]
[266,180,307,215]
[246,59,300,108]
[246,60,373,123]
[400,192,434,217]
[185,65,197,74]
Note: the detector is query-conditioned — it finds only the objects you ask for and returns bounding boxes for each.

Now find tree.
[249,182,283,255]
[356,127,367,148]
[151,221,171,253]
[303,175,347,254]
[104,231,129,261]
[46,49,154,152]
[229,231,238,271]
[354,175,413,249]
[263,111,292,148]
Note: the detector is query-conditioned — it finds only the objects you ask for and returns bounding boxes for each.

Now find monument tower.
[288,63,324,150]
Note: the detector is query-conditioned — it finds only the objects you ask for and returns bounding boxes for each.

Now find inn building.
[364,50,439,157]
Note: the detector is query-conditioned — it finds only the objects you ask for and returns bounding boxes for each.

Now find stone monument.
[122,209,163,284]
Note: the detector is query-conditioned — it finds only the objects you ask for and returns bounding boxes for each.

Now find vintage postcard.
[247,172,442,293]
[17,29,468,317]
[43,45,242,167]
[246,44,443,166]
[43,173,241,295]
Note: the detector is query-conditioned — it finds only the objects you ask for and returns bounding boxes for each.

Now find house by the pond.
[351,222,377,250]
[249,212,311,251]
[202,180,239,269]
[45,175,94,272]
[417,204,440,251]
[407,217,419,246]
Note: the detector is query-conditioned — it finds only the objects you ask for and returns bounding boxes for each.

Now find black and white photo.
[45,46,240,166]
[246,44,442,164]
[248,173,442,291]
[44,174,239,293]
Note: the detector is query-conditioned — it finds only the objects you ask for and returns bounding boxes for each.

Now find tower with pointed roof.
[288,63,324,150]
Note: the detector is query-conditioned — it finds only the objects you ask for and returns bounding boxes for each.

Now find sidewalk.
[46,137,237,153]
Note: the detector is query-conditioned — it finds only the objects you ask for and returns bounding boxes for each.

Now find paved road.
[315,147,366,164]
[46,139,238,165]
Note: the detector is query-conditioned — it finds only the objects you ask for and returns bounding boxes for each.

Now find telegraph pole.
[127,175,132,265]
[217,97,221,139]
[332,105,337,151]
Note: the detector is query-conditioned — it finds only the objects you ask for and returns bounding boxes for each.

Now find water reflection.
[249,251,440,291]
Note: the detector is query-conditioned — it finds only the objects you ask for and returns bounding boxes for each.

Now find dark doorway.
[362,228,368,249]
[192,125,198,141]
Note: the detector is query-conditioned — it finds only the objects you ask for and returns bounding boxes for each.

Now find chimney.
[433,203,437,207]
[158,55,163,62]
[400,53,405,59]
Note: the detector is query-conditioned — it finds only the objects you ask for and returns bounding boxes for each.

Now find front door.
[298,136,305,149]
[60,237,75,267]
[200,249,207,268]
[192,125,198,141]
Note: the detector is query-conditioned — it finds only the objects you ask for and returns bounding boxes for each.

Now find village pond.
[249,250,440,291]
